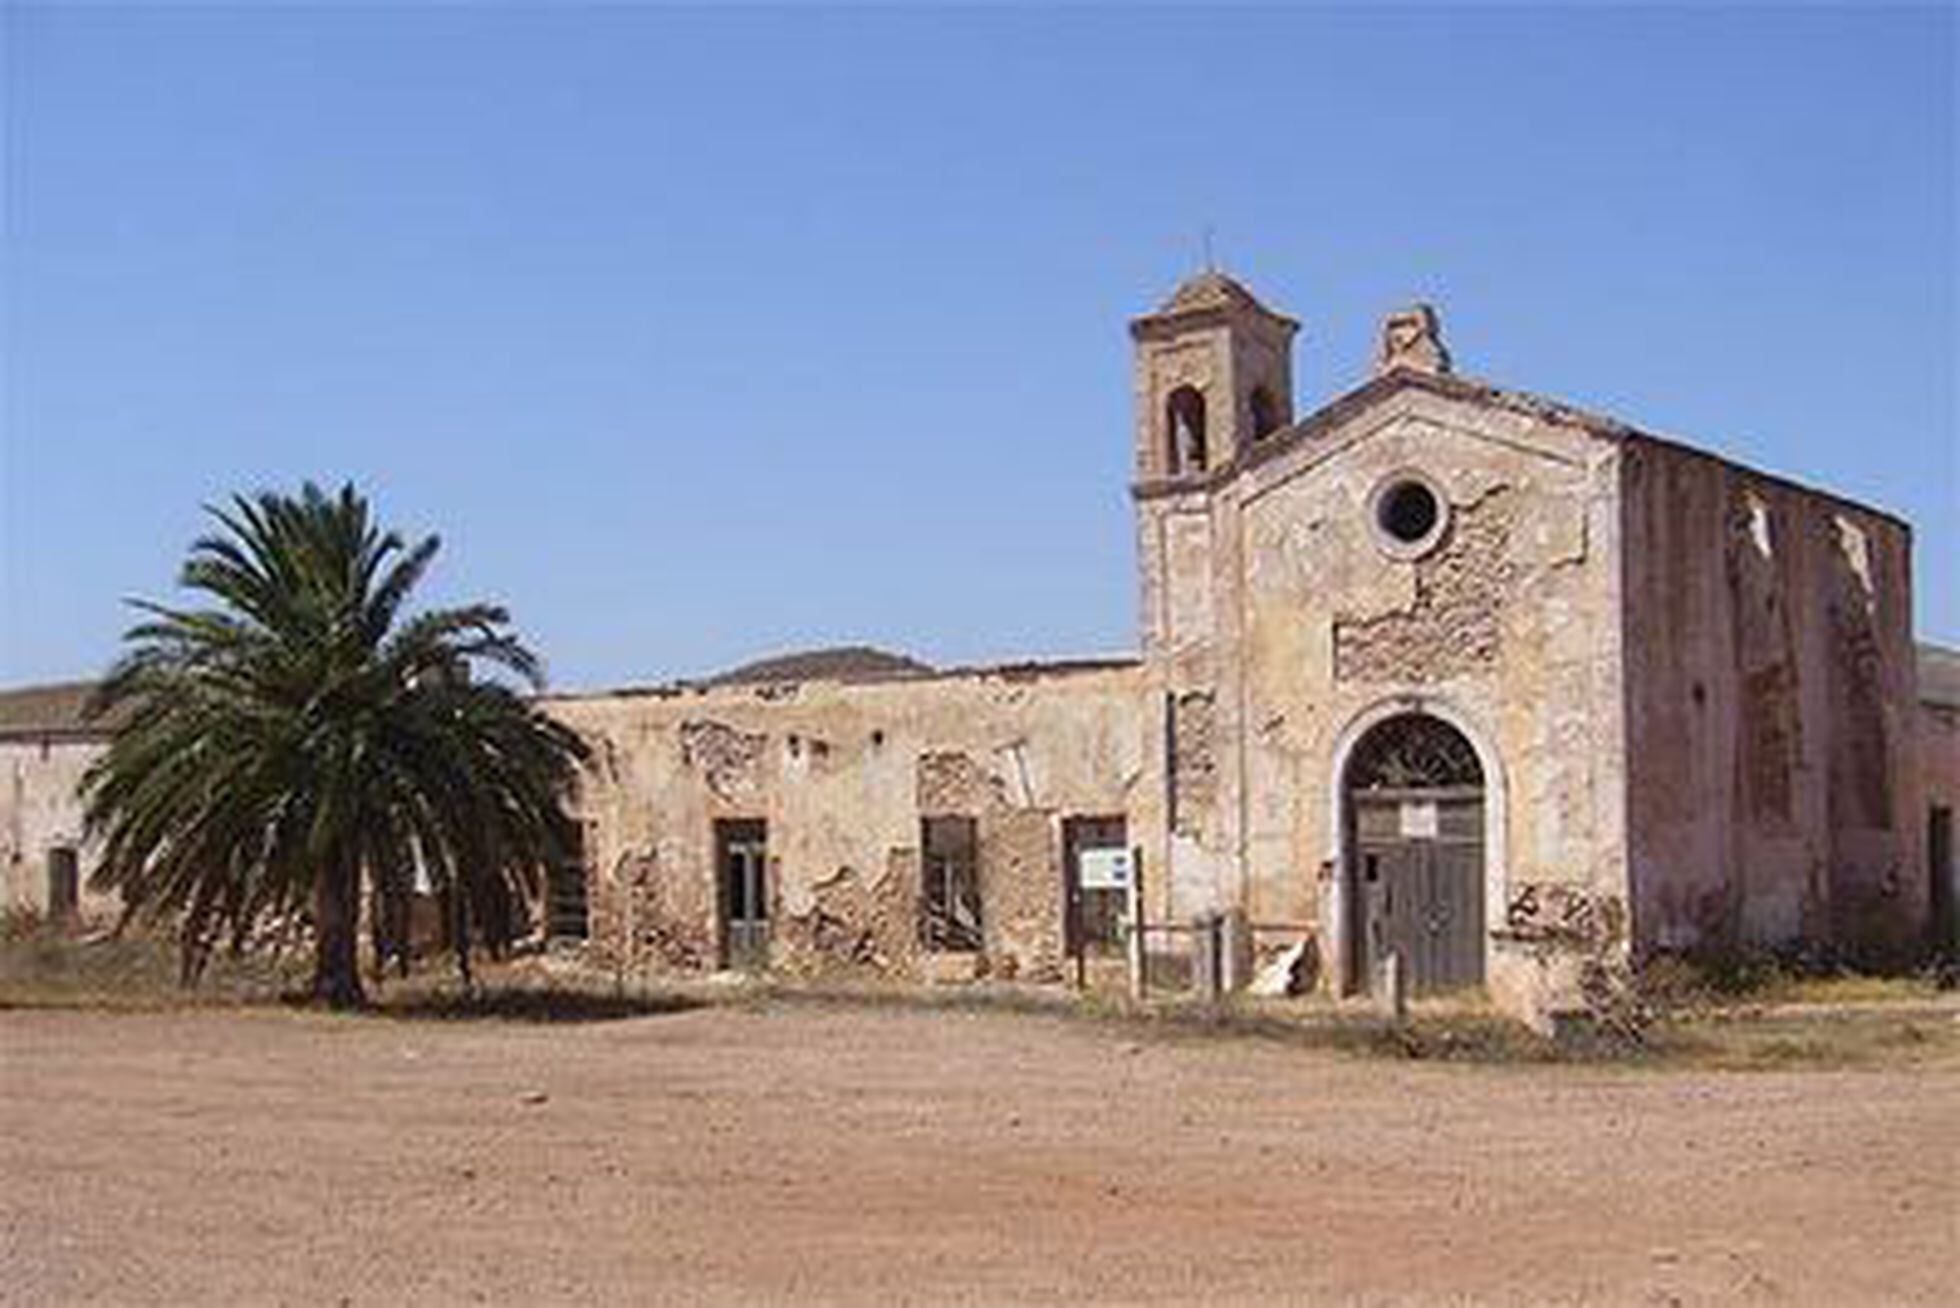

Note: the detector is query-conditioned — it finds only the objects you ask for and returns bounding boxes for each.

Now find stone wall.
[1,737,115,920]
[542,661,1150,982]
[1220,385,1630,997]
[1332,487,1517,683]
[1918,684,1959,950]
[1621,438,1923,962]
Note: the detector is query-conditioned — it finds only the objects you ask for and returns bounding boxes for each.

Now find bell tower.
[1129,271,1300,485]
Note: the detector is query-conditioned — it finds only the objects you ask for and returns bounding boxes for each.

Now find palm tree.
[81,482,589,1008]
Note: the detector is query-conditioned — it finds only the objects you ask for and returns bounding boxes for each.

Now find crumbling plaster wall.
[1133,336,1221,480]
[543,663,1150,981]
[1132,324,1289,482]
[0,737,115,919]
[1621,439,1922,962]
[1920,690,1958,946]
[1146,386,1630,996]
[1922,698,1959,822]
[1136,483,1227,927]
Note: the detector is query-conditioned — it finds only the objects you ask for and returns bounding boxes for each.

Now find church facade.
[6,272,1956,1021]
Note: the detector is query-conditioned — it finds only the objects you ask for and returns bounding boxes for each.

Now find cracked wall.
[774,859,919,977]
[544,661,1147,981]
[678,720,766,803]
[0,739,114,919]
[1169,691,1216,838]
[1333,488,1518,683]
[1622,440,1921,962]
[1215,393,1628,982]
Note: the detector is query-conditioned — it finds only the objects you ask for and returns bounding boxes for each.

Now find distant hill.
[705,645,934,687]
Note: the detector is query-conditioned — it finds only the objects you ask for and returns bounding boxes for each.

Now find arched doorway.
[1344,713,1486,994]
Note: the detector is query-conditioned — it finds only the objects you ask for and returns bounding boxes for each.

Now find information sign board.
[1078,847,1134,891]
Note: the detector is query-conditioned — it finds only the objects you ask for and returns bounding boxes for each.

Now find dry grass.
[1638,947,1947,1008]
[1666,1004,1960,1069]
[4,931,1954,1070]
[0,930,302,1011]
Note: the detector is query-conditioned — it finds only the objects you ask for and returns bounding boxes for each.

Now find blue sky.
[4,4,1953,691]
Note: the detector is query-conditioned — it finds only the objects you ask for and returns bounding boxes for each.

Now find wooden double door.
[1352,786,1486,995]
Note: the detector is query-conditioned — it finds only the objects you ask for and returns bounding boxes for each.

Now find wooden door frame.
[1062,814,1129,962]
[714,818,770,970]
[46,844,80,919]
[1325,697,1506,996]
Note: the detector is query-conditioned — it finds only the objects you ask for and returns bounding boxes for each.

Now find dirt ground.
[2,1001,1955,1307]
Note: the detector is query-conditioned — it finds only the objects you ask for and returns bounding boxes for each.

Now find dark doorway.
[547,825,590,942]
[1930,806,1954,958]
[47,845,79,919]
[920,816,982,952]
[1345,715,1486,994]
[1063,816,1129,957]
[716,819,769,970]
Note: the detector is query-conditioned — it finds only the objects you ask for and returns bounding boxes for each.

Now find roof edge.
[538,653,1145,705]
[1132,368,1912,529]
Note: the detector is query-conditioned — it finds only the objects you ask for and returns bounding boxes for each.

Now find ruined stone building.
[5,272,1957,1020]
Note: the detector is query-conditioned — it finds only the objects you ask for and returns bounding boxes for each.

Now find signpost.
[1125,847,1145,1002]
[1077,847,1134,892]
[1071,845,1136,990]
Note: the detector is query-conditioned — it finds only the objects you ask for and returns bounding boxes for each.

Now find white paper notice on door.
[1399,800,1439,839]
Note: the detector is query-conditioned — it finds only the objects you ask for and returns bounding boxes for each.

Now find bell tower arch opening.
[1129,271,1299,484]
[1248,384,1281,443]
[1165,385,1209,474]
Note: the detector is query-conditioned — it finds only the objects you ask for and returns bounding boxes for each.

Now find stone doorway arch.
[1339,711,1489,995]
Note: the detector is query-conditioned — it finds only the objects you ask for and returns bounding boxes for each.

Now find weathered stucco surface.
[1135,375,1629,1009]
[1921,697,1959,821]
[541,662,1150,981]
[1621,440,1924,963]
[2,271,1952,1016]
[2,739,114,919]
[1919,661,1959,950]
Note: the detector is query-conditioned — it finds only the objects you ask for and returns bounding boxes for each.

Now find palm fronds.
[81,482,589,1008]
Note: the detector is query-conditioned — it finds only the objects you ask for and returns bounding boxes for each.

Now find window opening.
[920,815,982,951]
[546,825,590,941]
[1346,714,1483,792]
[46,845,79,918]
[1249,386,1280,442]
[1378,480,1439,544]
[1166,386,1208,474]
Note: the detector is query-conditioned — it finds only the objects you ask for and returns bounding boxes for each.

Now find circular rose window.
[1369,471,1449,558]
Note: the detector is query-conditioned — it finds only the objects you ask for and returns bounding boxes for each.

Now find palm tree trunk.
[312,857,366,1009]
[450,878,475,991]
